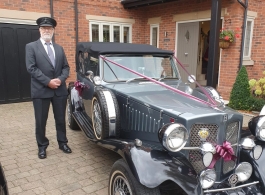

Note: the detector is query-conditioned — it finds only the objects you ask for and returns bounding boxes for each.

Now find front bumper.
[204,181,261,195]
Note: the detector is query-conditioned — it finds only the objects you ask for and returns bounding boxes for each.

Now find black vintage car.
[68,42,264,195]
[0,163,8,195]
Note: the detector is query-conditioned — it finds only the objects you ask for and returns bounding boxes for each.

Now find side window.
[89,56,99,76]
[243,11,257,66]
[78,52,85,74]
[82,52,99,76]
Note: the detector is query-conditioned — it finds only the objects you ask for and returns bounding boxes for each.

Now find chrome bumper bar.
[204,181,259,193]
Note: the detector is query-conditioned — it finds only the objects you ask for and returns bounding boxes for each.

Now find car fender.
[240,142,265,192]
[120,144,202,195]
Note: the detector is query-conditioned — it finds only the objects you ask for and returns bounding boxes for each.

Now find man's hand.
[54,78,61,86]
[48,79,60,89]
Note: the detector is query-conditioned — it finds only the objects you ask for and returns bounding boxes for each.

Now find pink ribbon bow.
[74,81,88,96]
[208,141,237,169]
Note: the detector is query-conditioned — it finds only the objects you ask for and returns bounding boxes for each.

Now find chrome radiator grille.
[189,124,218,173]
[223,121,239,174]
[188,122,240,174]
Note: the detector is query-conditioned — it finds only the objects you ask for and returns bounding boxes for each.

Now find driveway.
[0,102,120,195]
[0,102,255,195]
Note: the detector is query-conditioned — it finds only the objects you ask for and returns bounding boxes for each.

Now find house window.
[92,24,99,42]
[89,21,132,43]
[243,11,257,66]
[150,24,159,47]
[243,19,254,59]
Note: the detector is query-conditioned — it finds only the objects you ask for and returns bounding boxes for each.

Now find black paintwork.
[0,163,9,195]
[70,43,265,195]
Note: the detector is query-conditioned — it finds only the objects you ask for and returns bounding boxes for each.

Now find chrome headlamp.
[159,123,189,152]
[203,86,224,105]
[199,169,216,189]
[200,142,216,167]
[240,137,256,149]
[235,162,252,182]
[93,76,102,85]
[256,116,265,141]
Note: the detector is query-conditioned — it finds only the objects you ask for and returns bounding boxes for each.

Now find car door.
[77,52,98,119]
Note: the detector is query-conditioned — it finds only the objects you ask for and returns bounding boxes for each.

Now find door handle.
[185,53,188,56]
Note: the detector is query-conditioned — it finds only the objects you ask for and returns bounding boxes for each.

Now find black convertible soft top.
[76,42,173,58]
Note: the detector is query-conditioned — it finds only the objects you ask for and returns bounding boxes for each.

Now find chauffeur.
[25,17,72,159]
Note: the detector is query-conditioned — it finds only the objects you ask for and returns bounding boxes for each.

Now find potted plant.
[219,28,240,49]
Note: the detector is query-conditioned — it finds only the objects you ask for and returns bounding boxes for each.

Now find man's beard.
[41,33,53,42]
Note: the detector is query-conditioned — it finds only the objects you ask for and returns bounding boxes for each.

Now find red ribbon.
[208,141,237,169]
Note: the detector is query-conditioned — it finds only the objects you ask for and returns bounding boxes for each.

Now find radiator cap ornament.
[198,128,209,141]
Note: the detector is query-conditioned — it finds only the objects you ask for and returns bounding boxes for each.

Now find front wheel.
[109,159,161,195]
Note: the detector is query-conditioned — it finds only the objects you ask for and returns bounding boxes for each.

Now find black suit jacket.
[25,39,70,98]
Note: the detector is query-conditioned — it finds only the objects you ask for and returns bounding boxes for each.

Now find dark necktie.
[45,43,55,67]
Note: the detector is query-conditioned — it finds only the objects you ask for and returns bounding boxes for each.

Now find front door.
[177,22,199,88]
[0,23,39,104]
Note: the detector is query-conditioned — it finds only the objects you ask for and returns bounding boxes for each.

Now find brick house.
[0,0,262,103]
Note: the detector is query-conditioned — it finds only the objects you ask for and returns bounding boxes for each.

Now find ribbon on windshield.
[100,55,217,107]
[208,141,237,169]
[172,55,216,105]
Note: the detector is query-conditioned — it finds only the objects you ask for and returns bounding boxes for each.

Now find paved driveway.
[0,102,120,195]
[0,102,255,195]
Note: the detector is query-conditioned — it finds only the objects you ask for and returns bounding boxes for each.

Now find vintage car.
[67,42,264,195]
[0,163,8,195]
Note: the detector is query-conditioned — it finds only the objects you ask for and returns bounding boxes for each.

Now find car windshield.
[102,55,179,82]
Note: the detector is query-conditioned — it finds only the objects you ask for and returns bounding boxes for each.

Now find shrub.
[250,97,265,111]
[249,71,265,98]
[228,66,252,110]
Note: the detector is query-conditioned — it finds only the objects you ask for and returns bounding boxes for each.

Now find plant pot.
[219,39,230,49]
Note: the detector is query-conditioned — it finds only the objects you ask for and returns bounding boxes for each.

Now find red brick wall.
[1,0,262,100]
[245,0,265,82]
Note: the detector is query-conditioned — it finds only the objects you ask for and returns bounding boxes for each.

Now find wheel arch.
[119,145,202,195]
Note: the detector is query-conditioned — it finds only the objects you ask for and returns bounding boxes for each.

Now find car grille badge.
[198,128,210,141]
[228,173,238,187]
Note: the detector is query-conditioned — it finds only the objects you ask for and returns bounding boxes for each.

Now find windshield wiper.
[158,77,179,82]
[126,77,163,83]
[126,77,147,83]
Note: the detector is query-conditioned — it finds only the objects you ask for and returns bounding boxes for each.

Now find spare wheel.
[92,88,120,140]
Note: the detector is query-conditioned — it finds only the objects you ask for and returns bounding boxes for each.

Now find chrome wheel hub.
[93,100,102,137]
[112,176,132,195]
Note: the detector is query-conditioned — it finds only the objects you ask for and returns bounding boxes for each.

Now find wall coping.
[86,15,135,24]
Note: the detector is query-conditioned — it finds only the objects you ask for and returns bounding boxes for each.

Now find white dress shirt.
[40,38,56,58]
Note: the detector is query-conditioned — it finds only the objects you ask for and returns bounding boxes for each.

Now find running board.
[72,111,95,140]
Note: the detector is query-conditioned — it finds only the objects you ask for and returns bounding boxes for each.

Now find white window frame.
[150,24,159,47]
[89,20,132,43]
[243,11,257,66]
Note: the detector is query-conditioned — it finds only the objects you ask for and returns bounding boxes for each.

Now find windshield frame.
[100,54,180,83]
